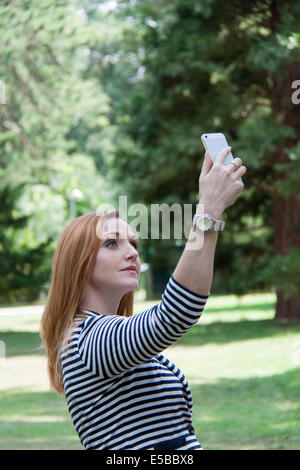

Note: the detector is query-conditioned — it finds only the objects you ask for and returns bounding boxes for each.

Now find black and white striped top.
[61,274,210,450]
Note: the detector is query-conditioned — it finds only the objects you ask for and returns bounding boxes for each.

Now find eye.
[131,240,139,250]
[104,239,139,250]
[105,239,118,248]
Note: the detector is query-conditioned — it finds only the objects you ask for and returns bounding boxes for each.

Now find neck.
[79,283,123,316]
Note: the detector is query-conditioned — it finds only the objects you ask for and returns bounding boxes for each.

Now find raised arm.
[173,147,246,295]
[75,147,246,378]
[76,274,209,378]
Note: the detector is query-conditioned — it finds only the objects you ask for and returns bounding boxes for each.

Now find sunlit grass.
[0,291,299,450]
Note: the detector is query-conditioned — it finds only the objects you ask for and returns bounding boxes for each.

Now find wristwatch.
[193,213,225,232]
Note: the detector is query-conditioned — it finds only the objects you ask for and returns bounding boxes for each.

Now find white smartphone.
[201,132,242,181]
[201,132,234,165]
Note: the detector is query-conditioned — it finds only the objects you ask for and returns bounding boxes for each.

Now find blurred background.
[0,0,299,450]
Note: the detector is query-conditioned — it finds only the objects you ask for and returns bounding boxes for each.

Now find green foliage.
[0,0,115,190]
[97,0,300,302]
[213,224,273,295]
[0,0,121,301]
[0,183,53,303]
[258,248,300,298]
[1,0,300,304]
[273,142,300,199]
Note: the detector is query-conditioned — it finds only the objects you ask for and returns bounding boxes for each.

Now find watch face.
[198,216,212,231]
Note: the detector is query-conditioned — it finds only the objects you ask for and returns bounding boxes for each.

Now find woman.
[40,147,246,450]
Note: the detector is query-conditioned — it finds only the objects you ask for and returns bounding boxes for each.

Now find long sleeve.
[77,274,209,378]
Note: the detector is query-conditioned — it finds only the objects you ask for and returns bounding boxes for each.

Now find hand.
[199,147,247,216]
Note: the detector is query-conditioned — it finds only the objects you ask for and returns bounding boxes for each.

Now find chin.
[130,279,139,289]
[127,279,139,292]
[119,271,139,292]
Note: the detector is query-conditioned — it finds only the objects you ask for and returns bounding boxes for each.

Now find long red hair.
[39,210,134,394]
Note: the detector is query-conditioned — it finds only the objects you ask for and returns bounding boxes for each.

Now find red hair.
[40,210,134,394]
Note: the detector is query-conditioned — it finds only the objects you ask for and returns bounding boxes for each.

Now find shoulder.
[74,311,127,339]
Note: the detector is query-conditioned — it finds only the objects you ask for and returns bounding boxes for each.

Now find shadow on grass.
[177,319,300,347]
[0,389,82,450]
[1,317,300,357]
[0,368,299,449]
[191,367,300,449]
[0,331,44,357]
[205,301,276,314]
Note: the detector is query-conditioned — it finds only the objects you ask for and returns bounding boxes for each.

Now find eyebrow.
[102,231,139,242]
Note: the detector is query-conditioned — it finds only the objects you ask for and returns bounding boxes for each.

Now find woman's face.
[91,216,141,294]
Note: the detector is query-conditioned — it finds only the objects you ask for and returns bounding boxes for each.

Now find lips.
[121,265,137,272]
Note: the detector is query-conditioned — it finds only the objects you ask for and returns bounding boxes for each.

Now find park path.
[0,305,44,316]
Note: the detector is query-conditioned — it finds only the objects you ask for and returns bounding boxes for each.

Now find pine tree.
[0,183,53,303]
[105,0,300,319]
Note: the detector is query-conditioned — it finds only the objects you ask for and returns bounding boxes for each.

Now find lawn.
[0,292,300,450]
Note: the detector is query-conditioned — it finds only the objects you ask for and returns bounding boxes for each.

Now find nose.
[124,242,139,262]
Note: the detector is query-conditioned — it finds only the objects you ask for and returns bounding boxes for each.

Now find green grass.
[0,292,300,450]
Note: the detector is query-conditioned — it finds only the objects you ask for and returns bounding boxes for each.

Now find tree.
[0,183,53,302]
[102,0,300,318]
[0,0,117,301]
[0,0,113,183]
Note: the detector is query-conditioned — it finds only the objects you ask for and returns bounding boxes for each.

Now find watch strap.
[212,219,225,231]
[193,213,225,232]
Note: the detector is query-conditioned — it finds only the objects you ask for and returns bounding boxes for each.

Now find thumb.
[200,152,213,177]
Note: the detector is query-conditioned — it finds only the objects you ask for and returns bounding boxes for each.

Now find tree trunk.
[271,61,300,321]
[273,192,300,321]
[276,291,300,321]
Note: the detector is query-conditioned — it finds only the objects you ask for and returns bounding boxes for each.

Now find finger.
[226,158,242,171]
[214,146,232,166]
[234,157,243,165]
[232,165,247,181]
[231,157,242,168]
[200,151,213,177]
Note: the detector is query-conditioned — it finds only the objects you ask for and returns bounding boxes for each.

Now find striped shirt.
[61,274,209,450]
